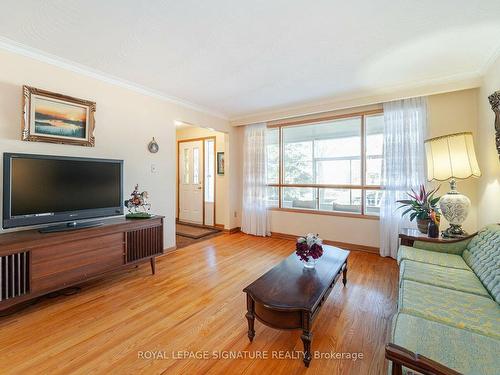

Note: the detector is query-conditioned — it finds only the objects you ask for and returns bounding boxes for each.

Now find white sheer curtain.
[380,97,428,258]
[241,122,271,236]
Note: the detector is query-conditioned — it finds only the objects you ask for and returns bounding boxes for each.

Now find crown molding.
[230,71,483,126]
[479,45,500,76]
[0,36,228,121]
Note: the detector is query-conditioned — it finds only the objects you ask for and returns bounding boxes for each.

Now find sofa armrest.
[386,343,462,375]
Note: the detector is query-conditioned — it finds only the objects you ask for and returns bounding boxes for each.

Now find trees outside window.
[266,112,383,217]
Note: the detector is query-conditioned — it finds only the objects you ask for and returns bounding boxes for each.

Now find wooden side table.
[399,228,476,247]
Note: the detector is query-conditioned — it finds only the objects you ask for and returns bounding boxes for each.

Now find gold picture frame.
[22,85,96,147]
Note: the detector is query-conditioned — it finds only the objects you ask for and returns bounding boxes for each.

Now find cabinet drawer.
[31,234,124,293]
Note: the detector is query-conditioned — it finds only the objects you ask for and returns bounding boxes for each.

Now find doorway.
[177,137,216,226]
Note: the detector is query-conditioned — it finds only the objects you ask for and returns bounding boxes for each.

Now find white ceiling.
[1,1,499,120]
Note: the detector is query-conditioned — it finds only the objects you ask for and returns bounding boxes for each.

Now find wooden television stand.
[0,216,164,312]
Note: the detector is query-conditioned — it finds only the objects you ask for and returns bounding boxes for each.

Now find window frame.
[267,109,383,220]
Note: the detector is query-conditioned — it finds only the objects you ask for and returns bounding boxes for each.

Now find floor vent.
[0,251,30,302]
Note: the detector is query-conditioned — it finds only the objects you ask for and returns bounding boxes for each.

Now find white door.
[179,140,203,224]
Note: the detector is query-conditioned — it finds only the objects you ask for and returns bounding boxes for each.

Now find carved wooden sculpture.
[488,90,500,158]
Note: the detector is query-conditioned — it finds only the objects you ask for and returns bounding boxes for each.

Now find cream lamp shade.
[424,132,481,238]
[424,132,481,181]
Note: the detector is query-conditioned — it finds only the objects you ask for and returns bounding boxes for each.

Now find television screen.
[3,153,123,229]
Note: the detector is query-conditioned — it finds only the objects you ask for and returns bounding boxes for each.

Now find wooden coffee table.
[243,245,349,367]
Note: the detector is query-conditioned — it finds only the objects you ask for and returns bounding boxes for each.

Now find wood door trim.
[270,207,379,220]
[267,109,383,128]
[361,114,366,215]
[267,183,382,190]
[202,140,205,225]
[176,136,217,226]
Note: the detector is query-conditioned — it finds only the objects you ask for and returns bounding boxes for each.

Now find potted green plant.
[397,185,440,234]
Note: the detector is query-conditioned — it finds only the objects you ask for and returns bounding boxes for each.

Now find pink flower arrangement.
[295,233,323,262]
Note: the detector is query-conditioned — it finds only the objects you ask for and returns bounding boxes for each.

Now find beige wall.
[427,89,479,233]
[477,55,500,227]
[0,48,230,248]
[175,126,227,227]
[227,126,243,229]
[269,89,480,248]
[271,211,380,247]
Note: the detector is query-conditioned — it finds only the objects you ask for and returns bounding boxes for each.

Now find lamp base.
[442,224,468,238]
[438,179,471,239]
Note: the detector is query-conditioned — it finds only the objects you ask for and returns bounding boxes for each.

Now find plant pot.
[417,218,430,234]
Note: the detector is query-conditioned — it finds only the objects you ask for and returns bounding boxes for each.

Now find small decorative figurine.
[124,184,152,218]
[428,209,441,238]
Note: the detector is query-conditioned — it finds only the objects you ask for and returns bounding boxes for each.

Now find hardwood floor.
[0,233,398,375]
[175,232,223,249]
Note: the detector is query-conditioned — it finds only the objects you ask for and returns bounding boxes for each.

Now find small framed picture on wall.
[217,152,225,175]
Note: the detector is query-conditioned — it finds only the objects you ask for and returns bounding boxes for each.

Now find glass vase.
[303,257,317,269]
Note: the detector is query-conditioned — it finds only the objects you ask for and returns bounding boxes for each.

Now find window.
[183,148,190,184]
[365,114,384,186]
[266,111,383,217]
[193,147,200,184]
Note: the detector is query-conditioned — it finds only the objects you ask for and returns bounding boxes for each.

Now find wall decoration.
[217,152,225,175]
[488,90,500,158]
[295,233,323,269]
[148,137,159,153]
[22,85,96,147]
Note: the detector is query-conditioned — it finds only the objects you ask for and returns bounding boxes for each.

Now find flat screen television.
[3,153,123,230]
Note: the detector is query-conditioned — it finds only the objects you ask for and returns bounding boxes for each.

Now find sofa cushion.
[462,224,500,303]
[397,246,470,270]
[399,280,500,339]
[412,239,471,255]
[400,260,491,298]
[391,312,500,375]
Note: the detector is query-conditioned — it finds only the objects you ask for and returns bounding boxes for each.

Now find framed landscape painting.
[22,86,96,146]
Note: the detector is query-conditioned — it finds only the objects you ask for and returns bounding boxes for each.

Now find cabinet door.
[126,226,163,263]
[31,233,124,293]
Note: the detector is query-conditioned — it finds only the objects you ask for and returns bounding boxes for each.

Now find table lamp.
[424,132,481,237]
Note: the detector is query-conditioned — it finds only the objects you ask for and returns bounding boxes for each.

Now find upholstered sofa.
[386,224,500,375]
